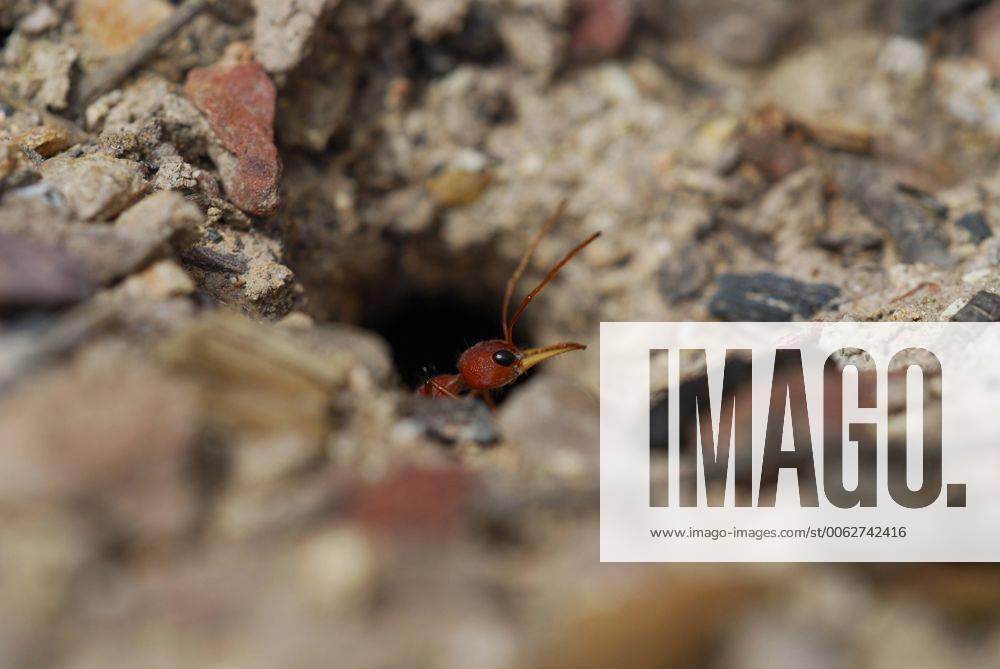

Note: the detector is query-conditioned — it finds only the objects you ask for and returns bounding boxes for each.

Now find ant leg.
[430,378,461,399]
[482,390,497,412]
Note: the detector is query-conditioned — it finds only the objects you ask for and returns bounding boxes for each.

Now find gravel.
[2,1,1000,667]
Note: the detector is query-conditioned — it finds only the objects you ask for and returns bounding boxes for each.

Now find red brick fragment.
[184,59,282,216]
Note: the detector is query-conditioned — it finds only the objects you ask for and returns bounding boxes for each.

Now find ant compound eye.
[492,349,517,367]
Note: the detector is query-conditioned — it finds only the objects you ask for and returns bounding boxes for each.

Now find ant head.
[452,200,599,395]
[458,339,586,391]
[458,340,523,390]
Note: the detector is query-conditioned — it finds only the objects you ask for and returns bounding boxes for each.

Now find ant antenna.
[501,201,600,345]
[506,231,601,343]
[502,200,567,343]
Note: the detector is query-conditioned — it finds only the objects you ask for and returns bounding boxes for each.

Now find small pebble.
[40,154,147,221]
[951,290,1000,321]
[955,211,992,244]
[709,273,840,321]
[117,191,202,249]
[831,155,952,267]
[940,298,966,320]
[254,0,328,73]
[18,5,60,35]
[13,126,71,158]
[120,260,195,300]
[426,169,492,207]
[877,36,929,83]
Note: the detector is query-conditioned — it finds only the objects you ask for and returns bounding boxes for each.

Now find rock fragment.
[830,155,952,266]
[74,0,173,55]
[181,228,295,318]
[119,260,195,301]
[0,200,166,284]
[18,4,60,35]
[89,77,211,150]
[399,396,498,445]
[0,232,95,313]
[955,211,992,244]
[658,247,714,304]
[951,290,1000,321]
[184,54,282,216]
[1,35,77,110]
[116,190,202,248]
[0,141,34,184]
[253,0,329,73]
[709,272,840,321]
[11,125,70,157]
[761,35,886,150]
[40,154,148,221]
[498,13,567,76]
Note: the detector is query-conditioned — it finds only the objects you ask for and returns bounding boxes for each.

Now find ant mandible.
[418,200,600,409]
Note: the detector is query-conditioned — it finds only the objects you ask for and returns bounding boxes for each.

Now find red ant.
[418,201,600,409]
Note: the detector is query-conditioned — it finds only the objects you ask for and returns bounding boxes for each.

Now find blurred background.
[3,0,1000,666]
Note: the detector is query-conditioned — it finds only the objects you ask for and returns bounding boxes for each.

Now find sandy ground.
[3,1,1000,667]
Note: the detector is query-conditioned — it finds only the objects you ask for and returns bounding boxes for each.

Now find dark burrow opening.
[286,214,539,400]
[363,292,536,395]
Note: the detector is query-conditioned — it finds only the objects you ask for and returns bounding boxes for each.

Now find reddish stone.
[572,0,636,61]
[346,465,476,536]
[184,59,282,216]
